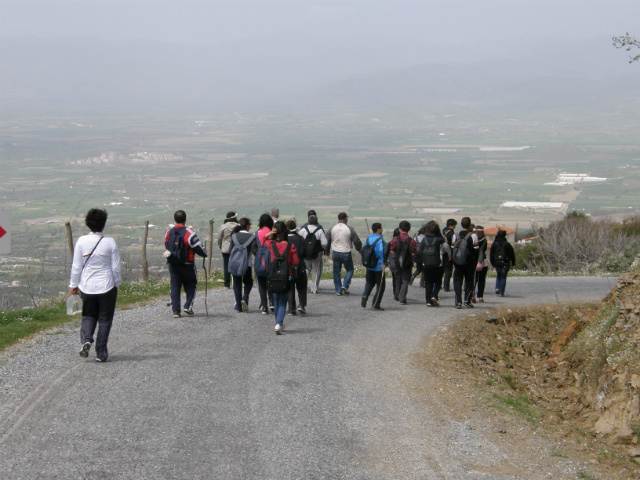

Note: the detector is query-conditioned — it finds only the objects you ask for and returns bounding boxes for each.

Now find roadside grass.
[0,271,224,352]
[488,392,541,425]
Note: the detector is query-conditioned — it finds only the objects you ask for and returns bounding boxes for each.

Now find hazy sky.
[1,0,638,46]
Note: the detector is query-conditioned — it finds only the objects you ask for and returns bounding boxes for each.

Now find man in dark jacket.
[286,220,308,315]
[452,217,479,309]
[389,220,417,305]
[490,229,516,297]
[442,218,457,291]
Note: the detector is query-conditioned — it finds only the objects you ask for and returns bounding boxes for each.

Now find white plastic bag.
[66,295,83,315]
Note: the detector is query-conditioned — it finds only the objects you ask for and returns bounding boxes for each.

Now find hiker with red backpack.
[490,229,516,297]
[360,222,386,310]
[263,221,299,334]
[254,213,275,315]
[227,218,257,313]
[164,210,208,318]
[419,221,451,307]
[451,217,479,309]
[389,220,417,305]
[286,219,308,315]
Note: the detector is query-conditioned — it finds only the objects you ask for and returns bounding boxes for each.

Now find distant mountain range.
[1,35,638,114]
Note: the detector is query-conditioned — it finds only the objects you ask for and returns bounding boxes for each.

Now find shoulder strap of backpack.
[271,242,280,260]
[255,231,262,248]
[283,242,292,259]
[372,237,382,247]
[239,234,253,249]
[231,233,239,247]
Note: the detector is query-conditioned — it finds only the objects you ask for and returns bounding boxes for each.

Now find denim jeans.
[332,251,354,293]
[495,265,510,296]
[272,292,288,325]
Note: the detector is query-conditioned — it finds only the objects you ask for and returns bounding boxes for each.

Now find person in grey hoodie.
[217,212,239,289]
[325,212,362,295]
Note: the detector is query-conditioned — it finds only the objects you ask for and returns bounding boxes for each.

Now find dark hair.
[497,229,507,238]
[426,222,442,237]
[338,212,348,220]
[461,217,471,229]
[285,219,296,230]
[258,213,274,230]
[393,228,400,237]
[174,210,187,224]
[446,218,457,227]
[371,222,382,233]
[308,215,318,225]
[399,220,411,233]
[232,217,251,234]
[225,211,238,223]
[85,208,108,232]
[273,221,289,242]
[307,210,317,217]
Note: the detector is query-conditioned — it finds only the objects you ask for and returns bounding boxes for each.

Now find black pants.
[80,287,118,361]
[288,268,308,312]
[363,269,386,308]
[453,263,476,305]
[169,263,198,313]
[423,267,444,304]
[476,266,488,299]
[233,267,253,311]
[222,253,231,288]
[442,255,453,291]
[395,267,412,302]
[256,275,273,310]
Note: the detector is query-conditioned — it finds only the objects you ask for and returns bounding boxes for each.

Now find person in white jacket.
[69,209,121,362]
[217,212,239,289]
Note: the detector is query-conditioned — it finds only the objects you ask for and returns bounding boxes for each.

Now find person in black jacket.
[230,218,258,312]
[490,229,516,297]
[474,226,489,303]
[385,228,401,301]
[286,220,308,315]
[442,218,457,291]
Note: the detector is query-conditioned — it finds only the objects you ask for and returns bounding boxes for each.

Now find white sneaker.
[275,324,282,335]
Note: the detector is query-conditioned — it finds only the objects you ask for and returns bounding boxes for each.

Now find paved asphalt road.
[0,276,616,479]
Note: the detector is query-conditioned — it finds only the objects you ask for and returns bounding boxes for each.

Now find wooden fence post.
[208,219,214,275]
[65,222,74,259]
[141,220,149,281]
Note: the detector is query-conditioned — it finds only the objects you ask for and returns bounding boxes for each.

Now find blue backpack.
[166,228,188,265]
[253,233,271,277]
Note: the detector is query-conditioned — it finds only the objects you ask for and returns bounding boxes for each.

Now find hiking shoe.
[478,298,484,303]
[455,304,462,309]
[409,277,415,286]
[471,293,477,304]
[361,296,368,308]
[341,287,350,295]
[275,324,282,335]
[269,304,275,312]
[311,289,318,295]
[495,289,500,295]
[431,298,440,307]
[400,300,408,305]
[173,312,181,318]
[241,300,248,312]
[261,307,268,315]
[288,311,297,316]
[336,292,342,296]
[79,342,91,358]
[394,297,400,302]
[372,306,385,311]
[297,306,306,314]
[500,294,505,297]
[464,302,474,308]
[426,302,433,307]
[183,308,194,316]
[95,357,108,363]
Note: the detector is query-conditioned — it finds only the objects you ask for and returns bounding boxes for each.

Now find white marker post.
[0,211,10,254]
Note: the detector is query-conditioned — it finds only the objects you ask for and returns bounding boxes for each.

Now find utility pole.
[64,222,74,258]
[208,219,214,274]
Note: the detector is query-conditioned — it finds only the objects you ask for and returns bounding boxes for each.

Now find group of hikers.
[69,207,517,360]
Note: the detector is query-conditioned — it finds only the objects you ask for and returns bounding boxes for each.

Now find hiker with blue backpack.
[227,218,257,313]
[419,221,451,307]
[263,221,299,334]
[299,214,327,295]
[360,222,386,310]
[164,210,208,318]
[254,213,275,315]
[451,216,479,309]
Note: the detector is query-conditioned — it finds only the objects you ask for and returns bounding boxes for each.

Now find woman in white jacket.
[69,209,121,362]
[217,212,239,289]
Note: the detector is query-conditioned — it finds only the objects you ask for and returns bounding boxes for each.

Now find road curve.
[0,276,615,479]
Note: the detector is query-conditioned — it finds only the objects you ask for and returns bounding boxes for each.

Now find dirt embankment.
[424,271,640,479]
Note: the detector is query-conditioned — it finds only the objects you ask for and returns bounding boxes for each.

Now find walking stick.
[203,240,209,318]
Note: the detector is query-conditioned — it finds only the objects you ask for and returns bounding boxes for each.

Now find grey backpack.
[452,232,470,266]
[228,233,253,276]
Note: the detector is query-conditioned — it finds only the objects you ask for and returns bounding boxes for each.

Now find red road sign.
[0,225,6,239]
[0,211,10,254]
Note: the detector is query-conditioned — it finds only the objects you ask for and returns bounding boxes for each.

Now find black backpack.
[166,228,188,265]
[301,226,323,260]
[361,237,382,268]
[395,236,412,270]
[267,242,292,294]
[494,242,508,268]
[452,232,470,266]
[421,237,441,268]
